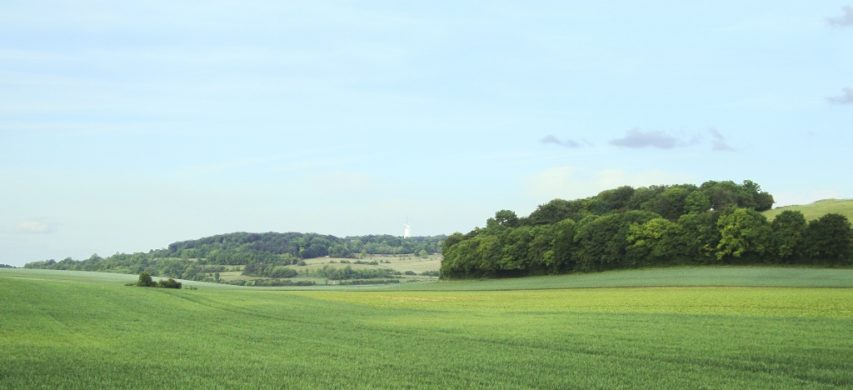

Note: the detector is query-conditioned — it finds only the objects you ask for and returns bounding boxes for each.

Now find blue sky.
[1,1,851,265]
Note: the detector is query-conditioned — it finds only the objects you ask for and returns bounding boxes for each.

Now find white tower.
[403,220,411,239]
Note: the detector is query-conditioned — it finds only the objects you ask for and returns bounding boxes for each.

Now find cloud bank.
[709,129,734,151]
[540,135,584,148]
[827,7,853,26]
[11,219,55,234]
[609,129,706,150]
[608,129,732,152]
[827,88,853,104]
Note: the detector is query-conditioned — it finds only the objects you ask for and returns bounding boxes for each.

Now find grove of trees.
[25,232,445,282]
[442,180,852,278]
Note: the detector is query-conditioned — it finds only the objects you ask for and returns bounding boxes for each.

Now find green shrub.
[136,272,156,287]
[158,278,182,289]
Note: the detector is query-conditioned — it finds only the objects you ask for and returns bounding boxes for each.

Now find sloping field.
[1,268,852,388]
[394,266,853,291]
[764,199,853,221]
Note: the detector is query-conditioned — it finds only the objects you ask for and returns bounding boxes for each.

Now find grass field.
[2,267,852,388]
[764,199,853,221]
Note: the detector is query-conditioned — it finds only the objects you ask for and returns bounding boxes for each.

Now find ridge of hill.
[764,199,853,221]
[23,232,446,284]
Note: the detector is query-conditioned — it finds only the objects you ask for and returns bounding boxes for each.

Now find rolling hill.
[764,199,853,221]
[2,267,851,388]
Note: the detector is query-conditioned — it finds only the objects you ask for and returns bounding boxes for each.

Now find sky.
[1,1,852,265]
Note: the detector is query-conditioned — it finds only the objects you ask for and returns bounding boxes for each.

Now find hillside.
[764,199,853,221]
[2,267,852,388]
[24,232,445,285]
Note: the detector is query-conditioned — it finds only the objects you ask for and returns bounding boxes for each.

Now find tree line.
[24,232,445,282]
[441,180,852,278]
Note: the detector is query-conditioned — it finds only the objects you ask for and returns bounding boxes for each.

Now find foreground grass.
[1,268,852,388]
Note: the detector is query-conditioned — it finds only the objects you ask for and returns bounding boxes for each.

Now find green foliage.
[526,199,588,225]
[314,265,397,280]
[573,211,659,271]
[157,278,182,289]
[804,213,852,263]
[684,190,711,214]
[24,232,445,284]
[550,218,576,272]
[674,211,719,261]
[242,264,298,278]
[715,208,772,261]
[769,210,807,261]
[136,272,156,287]
[699,180,773,211]
[640,185,696,220]
[486,210,520,229]
[136,272,182,289]
[442,180,849,279]
[626,217,682,264]
[248,279,316,287]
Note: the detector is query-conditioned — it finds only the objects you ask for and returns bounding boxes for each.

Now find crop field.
[2,267,852,388]
[303,254,442,274]
[212,254,441,285]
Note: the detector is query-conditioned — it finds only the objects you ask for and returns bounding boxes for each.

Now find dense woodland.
[441,180,853,278]
[25,233,444,282]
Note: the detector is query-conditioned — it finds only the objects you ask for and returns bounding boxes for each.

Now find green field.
[764,199,853,221]
[2,267,852,388]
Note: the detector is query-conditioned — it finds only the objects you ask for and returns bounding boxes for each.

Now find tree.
[626,217,682,265]
[684,191,711,214]
[487,210,520,229]
[715,208,772,261]
[551,218,576,272]
[527,199,587,225]
[158,278,182,289]
[769,211,807,261]
[640,185,697,220]
[804,213,852,263]
[589,186,635,214]
[137,272,156,287]
[573,211,659,271]
[675,211,719,262]
[499,227,532,274]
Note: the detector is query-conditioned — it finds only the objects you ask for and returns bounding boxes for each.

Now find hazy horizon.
[2,2,852,266]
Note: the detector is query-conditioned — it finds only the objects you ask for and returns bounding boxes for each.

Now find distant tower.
[403,218,411,239]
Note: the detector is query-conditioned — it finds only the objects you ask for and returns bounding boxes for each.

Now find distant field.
[213,254,441,284]
[393,266,853,291]
[303,254,442,273]
[1,267,852,388]
[764,199,853,221]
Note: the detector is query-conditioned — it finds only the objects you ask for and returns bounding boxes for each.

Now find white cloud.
[827,7,853,27]
[827,88,853,104]
[525,166,693,202]
[11,219,55,234]
[709,129,734,151]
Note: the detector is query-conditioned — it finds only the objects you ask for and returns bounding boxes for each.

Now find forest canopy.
[441,180,852,278]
